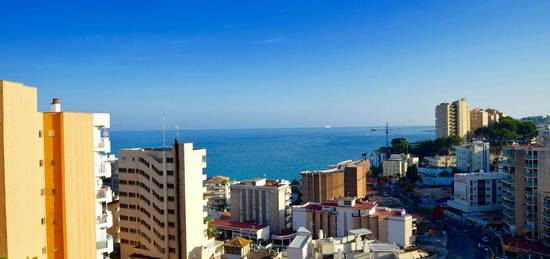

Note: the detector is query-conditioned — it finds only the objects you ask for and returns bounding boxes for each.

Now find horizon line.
[110,124,436,132]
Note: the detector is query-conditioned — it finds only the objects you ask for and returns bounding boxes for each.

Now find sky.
[1,1,550,130]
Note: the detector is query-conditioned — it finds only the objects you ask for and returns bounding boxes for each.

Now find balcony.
[94,137,111,153]
[525,206,537,214]
[503,216,514,226]
[525,171,537,178]
[502,192,515,201]
[525,181,537,187]
[543,229,550,238]
[503,176,515,184]
[524,198,536,206]
[525,190,537,196]
[501,168,514,175]
[544,221,550,228]
[503,150,516,157]
[544,211,550,218]
[544,201,550,208]
[503,209,515,218]
[501,160,516,166]
[502,185,514,193]
[525,154,538,160]
[96,234,114,255]
[96,161,112,178]
[96,186,113,203]
[525,223,536,231]
[502,200,514,208]
[96,210,113,229]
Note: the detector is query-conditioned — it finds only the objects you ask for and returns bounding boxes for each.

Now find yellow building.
[0,80,112,259]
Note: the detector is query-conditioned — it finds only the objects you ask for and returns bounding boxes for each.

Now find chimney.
[50,98,61,112]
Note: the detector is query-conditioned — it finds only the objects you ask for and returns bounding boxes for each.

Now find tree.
[204,215,218,239]
[406,165,420,183]
[391,138,409,154]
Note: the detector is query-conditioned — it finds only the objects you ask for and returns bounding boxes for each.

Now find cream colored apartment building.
[435,99,471,139]
[118,142,214,259]
[0,80,113,259]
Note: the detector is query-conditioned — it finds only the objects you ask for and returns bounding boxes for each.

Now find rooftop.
[212,219,268,231]
[224,237,253,248]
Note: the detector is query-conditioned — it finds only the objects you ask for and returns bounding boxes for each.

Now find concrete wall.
[0,81,47,258]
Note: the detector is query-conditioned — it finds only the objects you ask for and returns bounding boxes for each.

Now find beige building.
[470,108,489,132]
[301,160,370,203]
[205,176,231,210]
[435,99,471,139]
[118,142,214,259]
[423,155,456,168]
[0,80,113,259]
[501,145,550,247]
[382,154,416,178]
[292,198,415,247]
[230,178,291,234]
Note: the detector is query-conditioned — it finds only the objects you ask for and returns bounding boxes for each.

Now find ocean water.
[110,126,435,181]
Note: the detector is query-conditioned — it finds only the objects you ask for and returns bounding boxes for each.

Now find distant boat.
[324,125,332,129]
[370,128,379,131]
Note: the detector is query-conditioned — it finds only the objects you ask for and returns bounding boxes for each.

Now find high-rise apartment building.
[0,80,114,259]
[117,142,214,259]
[470,108,489,132]
[301,160,370,203]
[435,99,471,139]
[501,145,550,246]
[454,141,491,172]
[230,178,291,234]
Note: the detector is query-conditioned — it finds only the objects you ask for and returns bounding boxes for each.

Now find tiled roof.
[225,237,252,248]
[206,176,229,183]
[213,219,267,230]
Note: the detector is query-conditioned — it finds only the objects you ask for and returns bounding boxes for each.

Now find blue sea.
[110,126,435,181]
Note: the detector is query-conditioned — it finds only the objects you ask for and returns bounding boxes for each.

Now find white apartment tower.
[118,141,214,259]
[93,113,115,259]
[455,141,491,172]
[435,99,471,139]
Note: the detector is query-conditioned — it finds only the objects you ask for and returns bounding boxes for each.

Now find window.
[167,184,174,189]
[169,247,176,253]
[167,170,174,176]
[168,209,175,215]
[38,130,43,138]
[168,196,175,202]
[166,158,174,163]
[41,218,46,225]
[39,160,44,167]
[168,222,175,228]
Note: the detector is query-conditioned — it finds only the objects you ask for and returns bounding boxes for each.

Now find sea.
[110,126,435,181]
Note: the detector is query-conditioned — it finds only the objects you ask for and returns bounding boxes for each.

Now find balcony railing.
[544,221,550,228]
[502,192,515,201]
[524,198,536,205]
[543,229,550,238]
[96,234,113,250]
[502,185,514,193]
[525,181,537,187]
[503,209,515,218]
[97,213,109,224]
[501,160,516,166]
[544,211,550,218]
[503,216,514,226]
[525,171,537,178]
[544,201,550,208]
[503,176,515,184]
[525,190,537,196]
[525,154,538,160]
[502,200,514,208]
[503,150,516,157]
[525,206,537,214]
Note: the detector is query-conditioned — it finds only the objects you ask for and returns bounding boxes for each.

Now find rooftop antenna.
[175,125,180,142]
[385,122,390,159]
[162,117,166,148]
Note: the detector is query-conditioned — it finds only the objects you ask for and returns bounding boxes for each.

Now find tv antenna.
[175,125,181,142]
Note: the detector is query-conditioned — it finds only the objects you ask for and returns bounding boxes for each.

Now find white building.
[382,154,413,177]
[454,141,490,172]
[446,172,504,218]
[286,227,312,259]
[368,149,386,168]
[93,113,115,259]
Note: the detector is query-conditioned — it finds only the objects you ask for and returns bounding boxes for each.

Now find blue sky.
[1,1,549,130]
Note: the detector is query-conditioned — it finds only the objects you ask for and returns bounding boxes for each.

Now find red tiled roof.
[503,235,550,254]
[213,219,267,230]
[373,208,403,217]
[206,176,229,183]
[272,231,296,237]
[305,204,322,210]
[220,211,232,217]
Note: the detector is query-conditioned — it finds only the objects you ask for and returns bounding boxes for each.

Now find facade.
[455,141,491,172]
[486,108,508,126]
[213,219,271,241]
[435,99,471,139]
[0,80,113,259]
[423,155,456,167]
[230,178,291,234]
[205,176,231,210]
[223,237,252,259]
[418,167,454,186]
[382,154,411,177]
[301,160,370,203]
[368,149,386,168]
[292,198,415,247]
[470,108,489,132]
[118,142,213,259]
[501,145,550,246]
[446,172,504,215]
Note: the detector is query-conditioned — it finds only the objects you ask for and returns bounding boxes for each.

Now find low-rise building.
[292,198,415,247]
[382,154,409,177]
[446,172,504,220]
[423,155,456,168]
[223,237,252,259]
[418,167,454,186]
[230,178,291,234]
[213,218,271,241]
[454,141,490,172]
[412,188,452,208]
